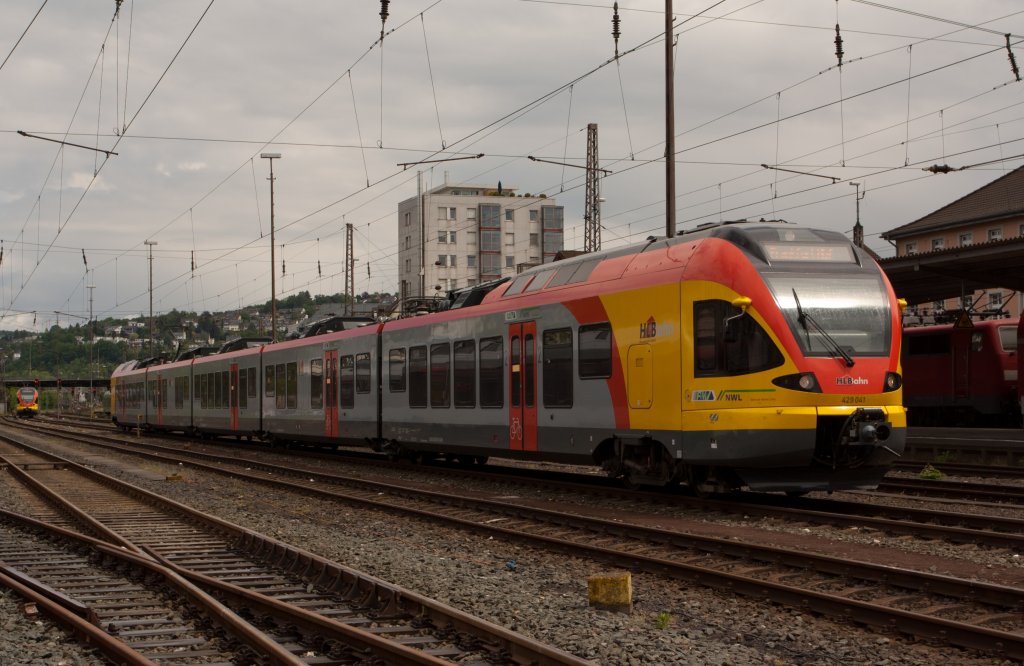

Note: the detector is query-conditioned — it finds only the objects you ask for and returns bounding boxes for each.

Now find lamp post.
[144,240,157,356]
[261,153,281,342]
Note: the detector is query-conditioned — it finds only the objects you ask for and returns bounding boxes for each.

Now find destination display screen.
[761,242,855,263]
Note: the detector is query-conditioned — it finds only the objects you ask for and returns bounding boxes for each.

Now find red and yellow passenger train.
[112,221,906,493]
[16,386,39,418]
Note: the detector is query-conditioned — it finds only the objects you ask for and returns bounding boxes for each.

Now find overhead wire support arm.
[397,153,483,170]
[760,164,837,183]
[17,131,118,157]
[528,155,611,174]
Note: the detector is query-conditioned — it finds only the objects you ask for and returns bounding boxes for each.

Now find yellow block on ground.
[587,572,632,613]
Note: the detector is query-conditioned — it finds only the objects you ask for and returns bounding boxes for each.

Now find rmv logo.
[640,316,657,339]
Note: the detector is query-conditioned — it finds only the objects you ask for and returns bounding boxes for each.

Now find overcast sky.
[1,0,1022,331]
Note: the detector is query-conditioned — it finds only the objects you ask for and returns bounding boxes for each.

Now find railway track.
[10,420,1024,660]
[0,433,589,665]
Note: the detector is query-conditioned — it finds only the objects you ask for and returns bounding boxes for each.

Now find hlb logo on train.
[640,316,657,339]
[835,376,868,386]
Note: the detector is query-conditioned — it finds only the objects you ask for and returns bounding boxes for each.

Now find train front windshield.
[18,388,35,401]
[764,274,891,357]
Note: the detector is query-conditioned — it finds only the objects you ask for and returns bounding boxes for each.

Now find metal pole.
[87,281,95,413]
[144,240,157,356]
[261,153,282,342]
[665,0,676,239]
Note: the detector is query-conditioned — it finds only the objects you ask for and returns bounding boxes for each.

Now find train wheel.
[474,456,489,466]
[785,490,810,498]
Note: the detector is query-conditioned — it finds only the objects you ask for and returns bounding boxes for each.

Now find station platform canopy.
[877,235,1024,305]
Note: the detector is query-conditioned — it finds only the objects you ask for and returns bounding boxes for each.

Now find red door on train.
[508,322,538,452]
[1018,317,1024,420]
[324,350,339,438]
[229,364,239,431]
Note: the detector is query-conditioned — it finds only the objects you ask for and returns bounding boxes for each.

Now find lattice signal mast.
[345,223,354,316]
[584,123,601,253]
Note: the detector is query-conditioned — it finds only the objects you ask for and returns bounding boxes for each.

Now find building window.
[467,208,476,220]
[989,228,1003,241]
[467,231,477,246]
[505,256,515,268]
[530,233,539,247]
[481,230,501,251]
[449,230,457,243]
[437,254,447,267]
[990,292,1003,307]
[467,278,477,287]
[405,236,411,250]
[480,204,501,227]
[931,237,945,251]
[505,232,515,246]
[438,230,448,244]
[404,212,411,227]
[529,209,539,222]
[467,255,477,268]
[440,206,456,220]
[905,241,917,255]
[959,232,973,246]
[481,254,501,274]
[405,259,411,273]
[505,209,514,222]
[543,231,564,254]
[449,254,457,267]
[543,328,573,407]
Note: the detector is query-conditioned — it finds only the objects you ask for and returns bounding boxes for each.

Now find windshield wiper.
[792,289,854,367]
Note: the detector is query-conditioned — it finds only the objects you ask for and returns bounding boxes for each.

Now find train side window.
[579,322,612,378]
[174,378,183,409]
[221,371,229,409]
[479,337,504,407]
[239,371,248,410]
[389,349,407,392]
[286,362,298,409]
[430,343,451,407]
[340,355,355,408]
[409,346,428,407]
[275,364,286,409]
[310,358,324,409]
[543,328,573,407]
[163,378,169,410]
[265,366,275,397]
[355,353,371,394]
[247,368,257,399]
[525,334,535,407]
[200,374,208,409]
[454,340,476,407]
[183,375,190,403]
[693,300,784,376]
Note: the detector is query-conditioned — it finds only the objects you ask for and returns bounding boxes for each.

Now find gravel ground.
[0,428,1019,665]
[0,589,105,665]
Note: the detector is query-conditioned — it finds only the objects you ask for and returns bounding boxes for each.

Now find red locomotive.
[902,316,1020,426]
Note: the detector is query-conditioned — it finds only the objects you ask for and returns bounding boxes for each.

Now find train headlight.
[883,372,902,392]
[771,373,821,393]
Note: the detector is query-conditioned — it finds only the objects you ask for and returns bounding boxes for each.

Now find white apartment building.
[397,182,564,301]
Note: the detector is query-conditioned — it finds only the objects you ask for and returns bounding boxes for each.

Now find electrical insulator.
[1007,34,1021,82]
[317,260,322,277]
[82,249,87,268]
[191,250,196,271]
[379,0,390,41]
[612,2,621,58]
[282,259,286,276]
[367,263,370,278]
[834,24,844,67]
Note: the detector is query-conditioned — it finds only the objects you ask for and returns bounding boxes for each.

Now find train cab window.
[310,358,324,409]
[999,326,1017,353]
[579,323,612,378]
[265,366,275,397]
[693,300,784,377]
[340,355,355,408]
[389,349,407,392]
[356,353,371,393]
[430,343,451,408]
[479,337,503,407]
[286,362,298,409]
[409,346,428,407]
[543,328,573,407]
[454,340,476,407]
[275,365,287,409]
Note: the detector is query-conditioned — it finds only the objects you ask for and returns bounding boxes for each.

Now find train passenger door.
[324,350,339,438]
[508,322,538,452]
[229,364,239,430]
